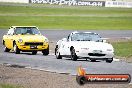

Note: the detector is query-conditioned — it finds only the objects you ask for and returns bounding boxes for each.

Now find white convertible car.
[55,31,114,63]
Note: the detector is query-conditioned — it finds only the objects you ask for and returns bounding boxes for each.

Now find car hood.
[15,35,47,42]
[70,41,113,51]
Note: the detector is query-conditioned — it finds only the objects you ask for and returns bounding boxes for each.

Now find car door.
[59,37,70,55]
[62,41,71,55]
[4,28,14,49]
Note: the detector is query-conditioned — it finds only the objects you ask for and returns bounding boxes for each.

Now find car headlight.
[44,38,49,43]
[107,49,112,51]
[18,39,23,43]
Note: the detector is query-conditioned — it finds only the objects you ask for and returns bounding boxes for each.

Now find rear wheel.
[32,51,37,55]
[42,46,49,55]
[106,58,113,63]
[55,45,58,55]
[71,48,78,61]
[13,43,20,54]
[55,46,62,59]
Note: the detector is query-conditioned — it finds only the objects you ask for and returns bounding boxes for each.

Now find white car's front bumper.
[75,49,114,59]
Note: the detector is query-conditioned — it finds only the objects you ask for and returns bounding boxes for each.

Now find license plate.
[93,50,102,54]
[30,46,37,49]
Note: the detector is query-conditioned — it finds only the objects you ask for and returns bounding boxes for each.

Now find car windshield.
[14,27,40,35]
[71,33,102,42]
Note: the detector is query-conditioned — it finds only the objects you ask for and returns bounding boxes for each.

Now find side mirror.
[62,38,67,42]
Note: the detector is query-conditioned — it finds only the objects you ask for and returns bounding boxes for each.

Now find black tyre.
[106,58,113,63]
[4,46,10,52]
[55,45,58,55]
[71,48,78,61]
[90,59,96,62]
[13,43,20,54]
[2,40,5,45]
[32,51,37,55]
[55,47,62,59]
[76,76,86,85]
[42,46,49,55]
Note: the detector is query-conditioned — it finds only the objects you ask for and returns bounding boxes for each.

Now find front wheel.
[106,58,113,63]
[71,48,78,61]
[32,51,37,55]
[13,43,20,54]
[42,46,49,56]
[4,46,10,52]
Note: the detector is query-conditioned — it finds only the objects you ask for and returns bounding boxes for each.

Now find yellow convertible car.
[2,26,49,55]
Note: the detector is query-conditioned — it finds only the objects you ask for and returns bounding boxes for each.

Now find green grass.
[112,41,132,58]
[0,84,22,88]
[0,16,131,30]
[0,3,132,30]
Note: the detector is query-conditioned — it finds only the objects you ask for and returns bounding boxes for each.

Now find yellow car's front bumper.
[17,43,49,51]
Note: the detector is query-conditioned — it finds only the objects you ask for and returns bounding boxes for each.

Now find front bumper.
[17,43,49,51]
[75,49,114,59]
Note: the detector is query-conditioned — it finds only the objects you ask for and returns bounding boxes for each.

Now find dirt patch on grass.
[107,38,132,43]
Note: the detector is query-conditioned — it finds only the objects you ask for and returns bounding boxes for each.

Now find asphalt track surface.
[0,30,132,79]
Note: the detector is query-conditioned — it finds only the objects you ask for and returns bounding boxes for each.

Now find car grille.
[88,53,106,56]
[25,42,43,45]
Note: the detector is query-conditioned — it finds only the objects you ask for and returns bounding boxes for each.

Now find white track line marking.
[113,58,120,62]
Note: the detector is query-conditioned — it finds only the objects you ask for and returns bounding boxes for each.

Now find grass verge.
[0,16,131,30]
[0,84,22,88]
[112,41,132,59]
[0,3,132,30]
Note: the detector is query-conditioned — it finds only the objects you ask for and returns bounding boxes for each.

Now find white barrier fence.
[105,1,132,8]
[0,0,29,3]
